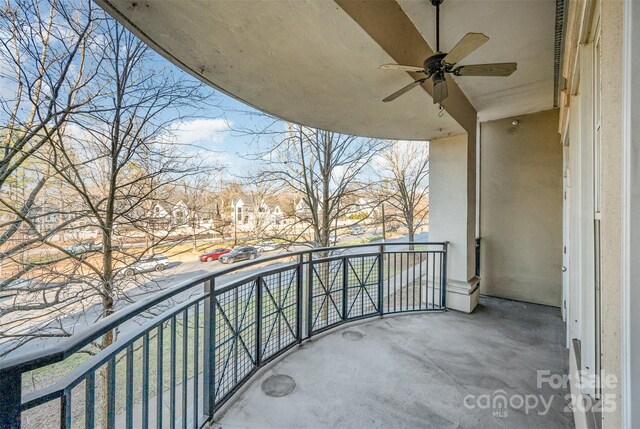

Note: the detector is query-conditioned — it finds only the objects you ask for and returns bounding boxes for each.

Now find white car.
[350,225,364,235]
[123,254,169,276]
[254,241,278,253]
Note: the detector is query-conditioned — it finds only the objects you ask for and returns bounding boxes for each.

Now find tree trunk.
[381,203,386,241]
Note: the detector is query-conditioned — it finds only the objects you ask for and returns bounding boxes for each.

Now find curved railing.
[0,242,447,429]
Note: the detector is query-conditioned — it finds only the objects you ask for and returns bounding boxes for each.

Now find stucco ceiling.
[96,0,556,138]
[398,0,557,121]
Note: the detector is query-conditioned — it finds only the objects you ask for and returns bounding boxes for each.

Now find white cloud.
[166,118,231,147]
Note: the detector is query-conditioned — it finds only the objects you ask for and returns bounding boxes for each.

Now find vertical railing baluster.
[412,252,417,310]
[378,245,384,315]
[203,277,215,420]
[430,253,435,309]
[442,244,448,308]
[296,254,304,343]
[125,344,134,429]
[400,253,404,311]
[432,253,437,309]
[255,277,262,368]
[142,333,149,429]
[419,252,423,310]
[157,324,164,429]
[307,256,314,337]
[170,316,177,429]
[342,256,348,321]
[393,253,397,312]
[107,357,116,429]
[85,372,95,429]
[61,389,71,429]
[182,309,188,429]
[386,250,390,311]
[193,302,199,429]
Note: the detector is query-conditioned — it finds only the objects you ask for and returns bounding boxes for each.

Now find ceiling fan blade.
[383,79,426,103]
[443,33,489,65]
[433,79,449,105]
[379,64,425,72]
[453,62,518,76]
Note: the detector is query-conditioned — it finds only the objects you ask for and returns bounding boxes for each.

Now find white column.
[429,132,479,313]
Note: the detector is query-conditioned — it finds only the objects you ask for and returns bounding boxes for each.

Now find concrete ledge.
[446,276,480,313]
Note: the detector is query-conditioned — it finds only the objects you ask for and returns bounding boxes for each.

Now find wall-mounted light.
[507,119,520,135]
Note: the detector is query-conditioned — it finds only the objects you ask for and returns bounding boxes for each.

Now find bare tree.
[206,181,242,244]
[178,173,220,250]
[375,140,430,242]
[0,0,101,286]
[243,123,383,249]
[0,1,219,362]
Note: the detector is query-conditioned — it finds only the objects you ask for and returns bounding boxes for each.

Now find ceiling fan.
[380,0,517,106]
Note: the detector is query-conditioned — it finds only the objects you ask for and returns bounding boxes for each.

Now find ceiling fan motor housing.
[425,53,448,75]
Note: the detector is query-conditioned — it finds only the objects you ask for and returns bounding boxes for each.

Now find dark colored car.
[199,248,231,262]
[219,246,258,264]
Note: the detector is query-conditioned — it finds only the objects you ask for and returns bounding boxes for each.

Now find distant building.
[232,195,284,229]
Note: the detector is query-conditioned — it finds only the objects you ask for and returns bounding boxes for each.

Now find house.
[344,197,378,217]
[232,195,285,229]
[294,198,311,218]
[147,202,172,228]
[147,200,198,228]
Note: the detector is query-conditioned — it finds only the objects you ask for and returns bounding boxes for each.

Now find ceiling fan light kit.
[380,0,518,106]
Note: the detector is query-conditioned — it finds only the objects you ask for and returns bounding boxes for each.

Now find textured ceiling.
[96,0,556,138]
[398,0,557,121]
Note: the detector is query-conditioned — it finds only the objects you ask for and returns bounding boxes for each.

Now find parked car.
[199,248,231,262]
[123,254,169,276]
[254,241,278,253]
[64,241,99,255]
[350,225,364,235]
[219,247,258,264]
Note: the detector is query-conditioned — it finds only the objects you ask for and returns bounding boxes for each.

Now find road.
[1,232,428,359]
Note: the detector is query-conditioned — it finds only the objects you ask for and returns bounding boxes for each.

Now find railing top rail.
[0,241,446,374]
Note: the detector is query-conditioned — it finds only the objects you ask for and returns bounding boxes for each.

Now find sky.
[0,2,426,181]
[155,81,268,176]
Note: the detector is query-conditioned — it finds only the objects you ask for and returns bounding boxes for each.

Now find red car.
[199,248,231,262]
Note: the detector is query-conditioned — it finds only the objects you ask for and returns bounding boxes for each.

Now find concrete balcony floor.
[215,297,574,429]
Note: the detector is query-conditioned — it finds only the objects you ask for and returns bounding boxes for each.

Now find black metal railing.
[0,241,447,429]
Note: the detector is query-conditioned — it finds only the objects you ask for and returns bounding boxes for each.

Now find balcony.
[0,242,438,428]
[218,297,571,429]
[0,242,573,429]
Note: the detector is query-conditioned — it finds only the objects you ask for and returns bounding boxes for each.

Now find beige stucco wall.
[479,109,562,306]
[599,2,623,427]
[430,133,473,283]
